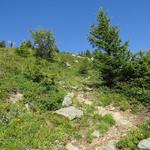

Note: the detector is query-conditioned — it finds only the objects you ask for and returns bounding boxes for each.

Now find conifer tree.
[88,9,130,87]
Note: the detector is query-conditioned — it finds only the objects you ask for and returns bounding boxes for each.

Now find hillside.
[0,48,149,150]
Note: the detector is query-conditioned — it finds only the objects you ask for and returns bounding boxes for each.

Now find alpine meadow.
[0,3,150,150]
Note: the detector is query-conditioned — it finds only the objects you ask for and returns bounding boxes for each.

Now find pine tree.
[88,9,130,88]
[85,49,91,58]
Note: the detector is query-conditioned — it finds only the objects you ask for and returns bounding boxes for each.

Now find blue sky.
[0,0,150,53]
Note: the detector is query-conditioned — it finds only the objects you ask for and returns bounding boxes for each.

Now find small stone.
[91,57,94,61]
[71,86,78,90]
[25,103,35,111]
[92,130,101,138]
[84,87,92,91]
[138,138,150,150]
[106,106,116,111]
[67,92,74,98]
[66,143,79,150]
[74,60,79,63]
[105,140,117,150]
[66,62,71,67]
[62,95,72,107]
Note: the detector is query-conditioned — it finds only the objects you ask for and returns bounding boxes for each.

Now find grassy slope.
[0,48,148,149]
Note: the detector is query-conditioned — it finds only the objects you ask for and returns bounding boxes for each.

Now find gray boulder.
[55,106,83,120]
[105,140,117,150]
[62,93,74,107]
[138,138,150,150]
[66,143,79,150]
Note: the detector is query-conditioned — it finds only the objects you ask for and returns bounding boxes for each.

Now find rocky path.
[87,107,149,150]
[71,91,150,150]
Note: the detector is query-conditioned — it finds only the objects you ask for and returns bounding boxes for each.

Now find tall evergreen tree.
[88,9,130,87]
[85,49,91,58]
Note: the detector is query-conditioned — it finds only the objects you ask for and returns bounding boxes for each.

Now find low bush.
[78,58,91,75]
[15,47,32,57]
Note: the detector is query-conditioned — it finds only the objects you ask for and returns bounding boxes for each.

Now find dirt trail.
[87,107,149,150]
[73,92,150,150]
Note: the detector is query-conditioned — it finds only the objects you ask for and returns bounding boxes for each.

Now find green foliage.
[117,119,150,150]
[117,83,150,107]
[88,9,150,107]
[20,40,33,49]
[16,41,32,57]
[88,9,130,88]
[79,49,92,58]
[102,114,116,125]
[86,113,115,143]
[78,58,91,75]
[117,50,150,106]
[121,51,150,88]
[0,112,76,149]
[76,104,115,143]
[85,49,91,58]
[0,40,6,48]
[31,29,58,60]
[94,87,130,110]
[0,48,99,149]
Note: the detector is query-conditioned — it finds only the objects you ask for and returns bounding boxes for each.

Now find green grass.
[117,119,150,150]
[0,111,77,150]
[0,48,98,149]
[93,87,130,111]
[75,105,116,143]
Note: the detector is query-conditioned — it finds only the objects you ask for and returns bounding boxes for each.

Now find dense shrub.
[117,83,150,107]
[78,58,91,75]
[15,48,31,57]
[31,29,58,60]
[20,40,33,49]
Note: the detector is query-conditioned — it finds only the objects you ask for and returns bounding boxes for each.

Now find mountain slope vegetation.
[0,9,149,150]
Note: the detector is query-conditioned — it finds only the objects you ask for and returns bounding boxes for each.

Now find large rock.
[62,93,74,107]
[138,138,150,150]
[55,106,83,120]
[66,143,79,150]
